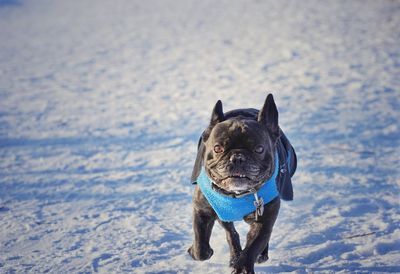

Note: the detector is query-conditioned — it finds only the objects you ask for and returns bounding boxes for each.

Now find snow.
[0,0,399,273]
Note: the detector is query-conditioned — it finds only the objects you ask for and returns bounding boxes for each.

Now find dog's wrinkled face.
[204,119,275,195]
[202,95,280,196]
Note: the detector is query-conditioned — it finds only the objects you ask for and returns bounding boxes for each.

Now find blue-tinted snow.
[0,0,399,273]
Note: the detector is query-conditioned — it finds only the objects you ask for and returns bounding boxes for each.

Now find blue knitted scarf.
[196,154,279,222]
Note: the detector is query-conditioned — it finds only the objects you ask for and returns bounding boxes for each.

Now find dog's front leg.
[188,188,216,261]
[188,207,216,261]
[218,220,242,266]
[232,198,280,274]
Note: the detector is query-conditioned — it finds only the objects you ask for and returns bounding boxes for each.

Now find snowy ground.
[0,0,399,273]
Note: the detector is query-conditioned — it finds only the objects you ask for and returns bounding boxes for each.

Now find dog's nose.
[230,153,246,164]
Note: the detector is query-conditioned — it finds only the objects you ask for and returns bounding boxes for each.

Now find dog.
[188,94,297,274]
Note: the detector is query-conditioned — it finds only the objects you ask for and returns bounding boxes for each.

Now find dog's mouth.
[211,179,261,197]
[208,167,273,197]
[211,173,260,196]
[222,173,252,181]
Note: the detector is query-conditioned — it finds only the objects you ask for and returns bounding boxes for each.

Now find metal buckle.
[253,191,264,221]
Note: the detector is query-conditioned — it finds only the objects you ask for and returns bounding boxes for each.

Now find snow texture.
[0,0,399,273]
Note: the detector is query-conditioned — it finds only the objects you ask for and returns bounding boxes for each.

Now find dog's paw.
[187,245,214,261]
[231,267,255,274]
[256,253,269,264]
[229,254,240,267]
[231,255,255,274]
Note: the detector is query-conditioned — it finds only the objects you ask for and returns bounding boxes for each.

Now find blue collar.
[196,154,279,222]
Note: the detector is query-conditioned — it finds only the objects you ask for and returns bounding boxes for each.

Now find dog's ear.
[202,100,225,141]
[191,137,205,183]
[258,94,280,142]
[210,100,224,127]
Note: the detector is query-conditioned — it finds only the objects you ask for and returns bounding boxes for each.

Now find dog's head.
[200,94,281,196]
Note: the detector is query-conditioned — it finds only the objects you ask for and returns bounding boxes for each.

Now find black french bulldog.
[188,94,297,274]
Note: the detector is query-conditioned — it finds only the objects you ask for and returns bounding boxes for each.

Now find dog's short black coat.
[188,94,296,274]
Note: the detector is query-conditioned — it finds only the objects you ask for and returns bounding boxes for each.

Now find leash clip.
[253,191,264,221]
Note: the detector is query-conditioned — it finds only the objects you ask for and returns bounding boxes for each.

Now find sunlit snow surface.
[0,0,399,273]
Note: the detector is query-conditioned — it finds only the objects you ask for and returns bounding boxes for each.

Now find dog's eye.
[254,145,264,154]
[214,144,224,154]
